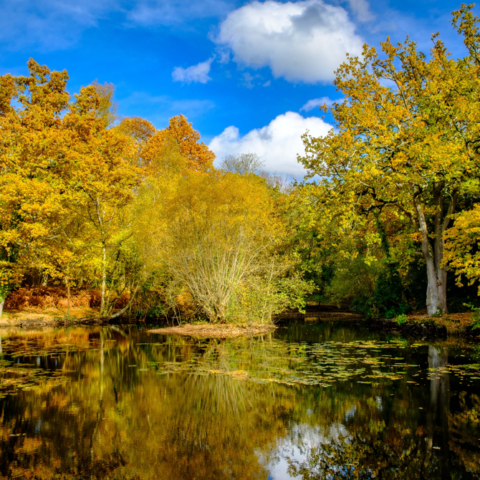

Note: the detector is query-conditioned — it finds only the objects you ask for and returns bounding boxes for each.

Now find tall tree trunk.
[416,201,444,315]
[65,275,71,319]
[96,198,108,318]
[100,241,107,317]
[433,186,448,314]
[0,299,4,319]
[415,188,457,316]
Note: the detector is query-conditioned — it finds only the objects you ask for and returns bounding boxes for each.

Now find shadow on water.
[0,322,478,479]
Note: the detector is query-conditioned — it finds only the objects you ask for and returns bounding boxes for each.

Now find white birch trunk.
[416,202,443,315]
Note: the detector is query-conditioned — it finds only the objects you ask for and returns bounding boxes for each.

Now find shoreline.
[0,308,120,329]
[148,324,277,338]
[1,305,479,341]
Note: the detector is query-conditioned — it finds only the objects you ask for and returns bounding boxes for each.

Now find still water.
[0,322,479,479]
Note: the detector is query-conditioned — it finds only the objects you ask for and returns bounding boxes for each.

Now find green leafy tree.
[299,6,480,315]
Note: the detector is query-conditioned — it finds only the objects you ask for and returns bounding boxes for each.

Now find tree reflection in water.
[0,325,478,479]
[287,346,479,480]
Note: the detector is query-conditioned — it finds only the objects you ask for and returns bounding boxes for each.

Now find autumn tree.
[442,6,480,294]
[142,115,215,173]
[0,60,74,315]
[133,144,312,323]
[444,204,480,293]
[299,6,480,315]
[0,60,144,318]
[63,84,142,317]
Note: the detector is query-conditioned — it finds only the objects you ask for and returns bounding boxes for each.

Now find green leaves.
[297,7,480,315]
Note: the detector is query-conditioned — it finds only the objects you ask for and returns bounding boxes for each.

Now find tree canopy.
[298,5,480,315]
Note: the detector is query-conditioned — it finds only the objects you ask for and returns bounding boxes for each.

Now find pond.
[0,321,479,479]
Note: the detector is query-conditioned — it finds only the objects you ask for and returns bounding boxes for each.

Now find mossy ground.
[403,312,477,334]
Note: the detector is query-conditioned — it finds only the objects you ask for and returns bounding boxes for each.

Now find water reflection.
[0,324,478,479]
[425,346,449,473]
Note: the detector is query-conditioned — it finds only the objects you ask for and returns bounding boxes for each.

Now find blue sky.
[0,0,473,176]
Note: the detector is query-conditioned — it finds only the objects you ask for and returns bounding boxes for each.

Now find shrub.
[464,303,480,329]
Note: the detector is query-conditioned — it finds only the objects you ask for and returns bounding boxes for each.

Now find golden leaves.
[141,115,215,174]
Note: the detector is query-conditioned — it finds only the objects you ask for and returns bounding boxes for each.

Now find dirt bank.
[0,287,132,328]
[0,307,115,328]
[148,324,277,338]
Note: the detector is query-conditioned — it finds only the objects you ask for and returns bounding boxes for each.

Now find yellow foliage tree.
[444,205,480,292]
[142,115,215,173]
[299,6,480,315]
[0,59,74,315]
[0,60,143,317]
[133,146,311,323]
[63,85,142,317]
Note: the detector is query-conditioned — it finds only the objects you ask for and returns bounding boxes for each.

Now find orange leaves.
[142,115,215,173]
[129,115,215,176]
[163,115,215,171]
[0,60,143,296]
[118,117,155,145]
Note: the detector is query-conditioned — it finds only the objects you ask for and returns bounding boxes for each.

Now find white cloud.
[345,0,374,22]
[243,72,255,88]
[209,112,331,177]
[214,0,363,83]
[172,58,214,84]
[300,96,340,112]
[216,47,231,64]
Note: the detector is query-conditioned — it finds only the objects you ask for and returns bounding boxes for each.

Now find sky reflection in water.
[0,322,479,479]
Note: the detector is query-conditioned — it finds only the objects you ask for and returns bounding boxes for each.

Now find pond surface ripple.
[0,322,479,479]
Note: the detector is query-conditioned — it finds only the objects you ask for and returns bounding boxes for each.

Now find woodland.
[2,4,480,325]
